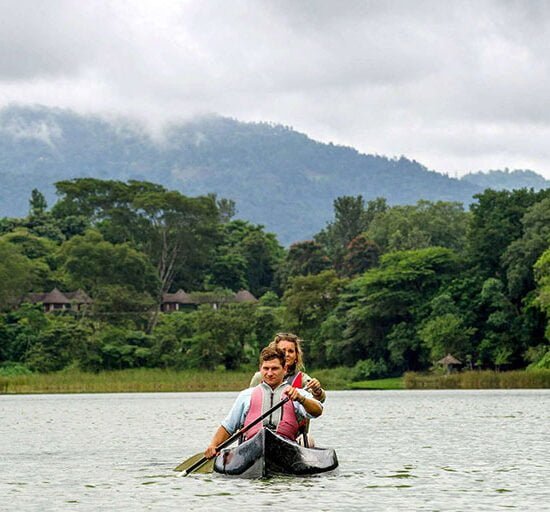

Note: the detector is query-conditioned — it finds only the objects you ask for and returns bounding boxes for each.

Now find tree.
[367,200,468,254]
[328,247,459,368]
[315,195,370,267]
[502,197,550,300]
[29,189,48,217]
[477,278,521,369]
[282,270,348,362]
[25,316,92,372]
[53,179,220,295]
[0,241,36,310]
[190,304,257,370]
[210,220,283,297]
[418,314,475,363]
[275,240,331,289]
[533,248,550,341]
[58,230,159,296]
[467,188,550,278]
[341,234,380,277]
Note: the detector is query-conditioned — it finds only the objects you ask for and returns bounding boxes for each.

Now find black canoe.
[213,427,338,478]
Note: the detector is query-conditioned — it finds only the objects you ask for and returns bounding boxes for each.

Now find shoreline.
[1,368,549,394]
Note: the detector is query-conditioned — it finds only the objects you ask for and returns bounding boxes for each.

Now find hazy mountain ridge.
[1,105,548,244]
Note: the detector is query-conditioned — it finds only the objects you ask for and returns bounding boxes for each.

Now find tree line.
[0,178,549,377]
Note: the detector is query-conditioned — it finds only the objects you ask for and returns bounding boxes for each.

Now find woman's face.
[277,340,297,369]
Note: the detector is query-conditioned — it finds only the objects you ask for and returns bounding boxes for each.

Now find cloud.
[1,0,550,178]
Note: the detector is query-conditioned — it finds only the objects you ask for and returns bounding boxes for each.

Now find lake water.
[1,390,549,511]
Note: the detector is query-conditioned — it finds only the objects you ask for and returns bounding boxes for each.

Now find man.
[204,347,323,458]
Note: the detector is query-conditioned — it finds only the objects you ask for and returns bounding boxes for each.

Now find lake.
[1,390,549,511]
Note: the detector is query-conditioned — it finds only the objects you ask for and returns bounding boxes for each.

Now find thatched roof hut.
[161,289,194,312]
[438,354,462,366]
[437,353,462,373]
[234,290,258,303]
[22,288,92,312]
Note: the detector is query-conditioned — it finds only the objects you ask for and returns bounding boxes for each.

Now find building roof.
[42,288,71,304]
[22,288,92,305]
[437,354,462,366]
[162,289,194,304]
[234,290,258,303]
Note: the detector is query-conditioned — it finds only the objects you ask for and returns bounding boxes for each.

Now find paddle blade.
[174,452,215,474]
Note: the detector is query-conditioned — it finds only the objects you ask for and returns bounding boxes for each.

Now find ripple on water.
[1,390,549,511]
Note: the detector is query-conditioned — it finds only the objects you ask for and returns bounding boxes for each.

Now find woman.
[250,332,326,403]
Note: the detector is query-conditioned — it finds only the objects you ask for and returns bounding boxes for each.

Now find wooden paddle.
[174,396,291,476]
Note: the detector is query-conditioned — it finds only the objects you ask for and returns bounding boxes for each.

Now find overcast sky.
[1,0,550,178]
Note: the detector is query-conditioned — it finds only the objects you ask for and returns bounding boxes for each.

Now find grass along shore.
[404,369,550,389]
[1,368,549,394]
[0,367,353,394]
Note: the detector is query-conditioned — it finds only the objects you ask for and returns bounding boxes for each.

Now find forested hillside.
[3,105,547,244]
[1,181,549,377]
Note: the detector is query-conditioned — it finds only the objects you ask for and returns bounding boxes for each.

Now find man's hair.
[259,346,286,367]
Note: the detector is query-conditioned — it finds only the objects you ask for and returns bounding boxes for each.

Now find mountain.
[1,105,548,244]
[461,169,549,191]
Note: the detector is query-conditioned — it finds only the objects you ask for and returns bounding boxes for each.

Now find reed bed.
[0,368,252,394]
[404,370,550,389]
[349,377,404,390]
[0,366,356,394]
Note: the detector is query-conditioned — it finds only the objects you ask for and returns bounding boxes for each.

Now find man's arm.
[203,388,251,458]
[204,425,231,458]
[285,386,323,417]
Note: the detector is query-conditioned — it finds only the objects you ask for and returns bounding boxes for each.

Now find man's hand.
[284,385,304,403]
[204,444,218,459]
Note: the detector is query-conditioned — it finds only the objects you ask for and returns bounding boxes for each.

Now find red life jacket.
[243,383,300,441]
[290,371,303,388]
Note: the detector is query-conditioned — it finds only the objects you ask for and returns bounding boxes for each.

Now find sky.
[1,0,550,179]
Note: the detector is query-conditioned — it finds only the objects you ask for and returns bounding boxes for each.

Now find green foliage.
[283,270,347,352]
[350,358,389,381]
[326,247,458,368]
[53,178,220,294]
[258,291,281,307]
[526,347,550,370]
[367,200,468,253]
[341,234,380,277]
[207,220,283,296]
[29,189,48,216]
[315,195,375,268]
[467,188,550,278]
[1,171,549,376]
[533,248,550,341]
[88,326,153,371]
[276,240,331,289]
[418,313,476,362]
[502,197,550,300]
[57,229,160,296]
[0,362,32,376]
[25,316,92,372]
[0,241,36,310]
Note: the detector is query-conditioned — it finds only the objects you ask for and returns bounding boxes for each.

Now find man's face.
[260,358,286,389]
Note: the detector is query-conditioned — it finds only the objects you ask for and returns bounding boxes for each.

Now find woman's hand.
[306,378,323,397]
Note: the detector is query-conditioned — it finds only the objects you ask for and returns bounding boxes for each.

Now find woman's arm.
[304,375,326,403]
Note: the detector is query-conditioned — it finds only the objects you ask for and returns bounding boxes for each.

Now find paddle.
[175,396,291,476]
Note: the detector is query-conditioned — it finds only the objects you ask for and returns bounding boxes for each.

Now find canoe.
[213,427,339,478]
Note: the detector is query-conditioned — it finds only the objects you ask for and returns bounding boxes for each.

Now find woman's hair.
[269,332,304,371]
